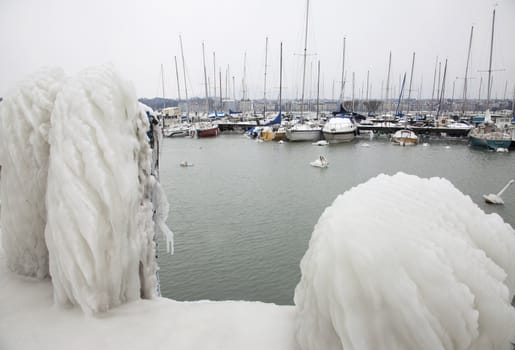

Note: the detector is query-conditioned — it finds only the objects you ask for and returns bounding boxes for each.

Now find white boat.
[391,129,418,145]
[322,117,357,143]
[310,156,329,168]
[179,161,194,167]
[286,123,321,142]
[447,120,473,130]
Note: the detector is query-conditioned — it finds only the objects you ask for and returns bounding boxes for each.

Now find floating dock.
[357,125,471,137]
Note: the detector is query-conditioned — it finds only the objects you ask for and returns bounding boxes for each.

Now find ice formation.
[295,173,515,350]
[0,65,172,315]
[0,68,65,279]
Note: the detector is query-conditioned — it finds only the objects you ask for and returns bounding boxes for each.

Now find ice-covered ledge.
[0,251,296,350]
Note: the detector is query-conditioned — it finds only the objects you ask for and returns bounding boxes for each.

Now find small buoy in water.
[445,146,451,149]
[278,140,284,144]
[422,143,429,147]
[361,143,370,147]
[496,148,509,153]
[483,179,514,205]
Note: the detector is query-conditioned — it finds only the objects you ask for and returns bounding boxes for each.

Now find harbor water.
[157,134,515,305]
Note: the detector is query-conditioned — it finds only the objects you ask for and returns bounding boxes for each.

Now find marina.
[157,134,515,305]
[2,0,515,348]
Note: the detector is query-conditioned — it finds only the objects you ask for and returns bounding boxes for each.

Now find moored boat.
[469,124,511,150]
[194,122,219,138]
[285,122,321,142]
[391,129,418,145]
[322,116,357,143]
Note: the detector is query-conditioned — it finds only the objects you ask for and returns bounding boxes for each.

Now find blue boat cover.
[263,112,282,126]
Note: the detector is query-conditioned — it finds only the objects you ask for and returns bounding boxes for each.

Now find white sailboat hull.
[286,127,321,142]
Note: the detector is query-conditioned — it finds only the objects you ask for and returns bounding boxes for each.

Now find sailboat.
[194,42,219,138]
[259,38,286,141]
[285,0,321,142]
[468,9,511,150]
[391,72,418,145]
[322,41,357,143]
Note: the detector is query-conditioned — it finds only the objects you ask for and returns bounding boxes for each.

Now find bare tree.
[363,100,382,114]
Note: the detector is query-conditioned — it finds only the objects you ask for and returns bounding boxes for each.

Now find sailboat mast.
[352,72,355,112]
[431,56,438,113]
[366,70,370,105]
[395,73,406,117]
[462,26,473,114]
[213,52,217,109]
[174,56,182,101]
[407,52,415,113]
[242,52,247,100]
[160,64,166,109]
[300,0,310,118]
[179,35,189,116]
[263,37,269,116]
[316,60,320,119]
[279,42,283,114]
[202,42,209,114]
[437,59,448,118]
[232,76,236,101]
[339,37,346,102]
[385,51,392,114]
[486,8,496,110]
[219,69,223,110]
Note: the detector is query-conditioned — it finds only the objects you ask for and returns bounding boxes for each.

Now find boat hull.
[196,127,219,138]
[322,130,356,143]
[285,129,321,142]
[469,134,511,150]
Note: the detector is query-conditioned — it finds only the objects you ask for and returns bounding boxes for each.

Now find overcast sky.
[1,0,514,101]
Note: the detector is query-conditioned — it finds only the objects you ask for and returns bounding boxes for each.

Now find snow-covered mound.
[294,173,515,350]
[0,68,65,279]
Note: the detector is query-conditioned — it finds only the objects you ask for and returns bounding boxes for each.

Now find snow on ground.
[295,173,515,350]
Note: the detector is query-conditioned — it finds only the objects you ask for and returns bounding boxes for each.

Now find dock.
[357,125,471,137]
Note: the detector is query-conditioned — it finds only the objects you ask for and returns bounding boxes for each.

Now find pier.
[357,125,471,137]
[215,122,472,138]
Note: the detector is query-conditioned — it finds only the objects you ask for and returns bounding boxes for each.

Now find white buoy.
[483,179,514,204]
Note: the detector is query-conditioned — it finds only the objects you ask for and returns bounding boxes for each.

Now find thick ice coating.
[294,173,515,350]
[44,65,157,314]
[0,68,65,279]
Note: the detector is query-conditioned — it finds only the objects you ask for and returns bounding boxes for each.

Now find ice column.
[0,68,65,279]
[45,65,150,314]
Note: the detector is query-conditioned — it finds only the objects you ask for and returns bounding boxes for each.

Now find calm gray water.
[157,134,515,305]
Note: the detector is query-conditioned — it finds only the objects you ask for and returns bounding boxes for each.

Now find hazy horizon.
[2,0,514,101]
